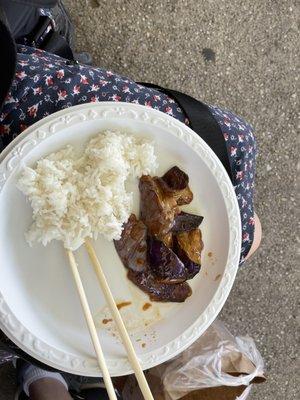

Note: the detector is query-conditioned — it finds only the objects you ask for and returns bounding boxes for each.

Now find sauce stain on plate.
[117,301,132,310]
[94,299,160,347]
[142,302,152,311]
[207,251,216,266]
[102,318,113,325]
[214,274,222,281]
[94,297,161,335]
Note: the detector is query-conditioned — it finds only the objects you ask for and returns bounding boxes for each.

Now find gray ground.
[0,0,299,399]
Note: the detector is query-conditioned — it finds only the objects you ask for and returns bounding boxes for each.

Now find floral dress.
[0,46,256,262]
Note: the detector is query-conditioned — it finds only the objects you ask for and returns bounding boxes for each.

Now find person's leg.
[28,378,72,400]
[17,361,71,400]
[208,105,260,263]
[245,212,262,260]
[0,45,186,152]
[0,45,259,264]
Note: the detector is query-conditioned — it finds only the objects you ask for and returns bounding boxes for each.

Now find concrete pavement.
[0,1,298,398]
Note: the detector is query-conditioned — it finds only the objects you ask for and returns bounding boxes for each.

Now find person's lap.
[0,44,261,399]
[0,45,259,262]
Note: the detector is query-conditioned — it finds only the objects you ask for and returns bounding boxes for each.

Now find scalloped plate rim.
[0,102,241,376]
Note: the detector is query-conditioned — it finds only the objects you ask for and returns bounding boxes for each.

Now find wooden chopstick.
[84,239,154,400]
[66,249,117,400]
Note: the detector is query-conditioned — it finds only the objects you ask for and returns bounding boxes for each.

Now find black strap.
[138,82,233,182]
[0,19,17,111]
[41,30,74,60]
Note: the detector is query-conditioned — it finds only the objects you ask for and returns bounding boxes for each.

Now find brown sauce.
[142,302,152,311]
[102,318,113,324]
[117,301,132,310]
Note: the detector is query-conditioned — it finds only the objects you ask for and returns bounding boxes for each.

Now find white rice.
[17,130,158,250]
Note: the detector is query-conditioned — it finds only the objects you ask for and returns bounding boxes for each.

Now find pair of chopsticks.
[66,238,153,400]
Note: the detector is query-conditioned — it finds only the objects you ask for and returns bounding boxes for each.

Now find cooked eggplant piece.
[114,214,148,272]
[116,166,203,303]
[172,212,203,233]
[127,269,192,302]
[162,166,189,190]
[139,175,179,237]
[174,251,200,279]
[159,166,193,205]
[176,187,194,206]
[174,229,203,279]
[148,237,187,283]
[160,232,173,247]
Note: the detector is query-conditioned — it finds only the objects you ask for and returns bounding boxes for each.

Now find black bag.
[0,0,75,59]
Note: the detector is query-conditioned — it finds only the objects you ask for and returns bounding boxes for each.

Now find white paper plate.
[0,102,241,376]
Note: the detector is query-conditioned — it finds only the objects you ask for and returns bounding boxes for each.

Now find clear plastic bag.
[162,320,265,399]
[122,320,265,400]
